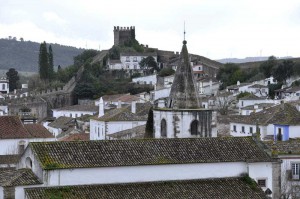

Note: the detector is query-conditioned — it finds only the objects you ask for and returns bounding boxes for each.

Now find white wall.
[154,110,216,138]
[132,74,157,85]
[53,110,95,118]
[0,186,3,199]
[90,120,146,140]
[0,138,55,155]
[153,87,171,100]
[248,162,273,192]
[44,162,248,186]
[288,126,300,139]
[238,99,278,108]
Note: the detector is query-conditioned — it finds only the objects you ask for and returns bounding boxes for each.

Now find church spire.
[167,40,200,109]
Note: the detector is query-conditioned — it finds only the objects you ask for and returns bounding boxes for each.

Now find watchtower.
[113,26,135,46]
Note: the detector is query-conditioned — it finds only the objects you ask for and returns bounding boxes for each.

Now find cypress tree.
[39,41,49,80]
[48,45,54,80]
[145,107,154,138]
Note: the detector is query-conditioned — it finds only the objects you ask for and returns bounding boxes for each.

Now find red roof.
[60,133,89,141]
[0,116,54,139]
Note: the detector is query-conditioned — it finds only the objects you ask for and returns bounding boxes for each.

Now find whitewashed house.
[0,116,55,156]
[230,103,300,141]
[240,103,274,115]
[94,93,143,106]
[90,98,151,140]
[12,137,279,198]
[264,140,300,198]
[197,77,220,96]
[248,84,269,97]
[46,116,76,137]
[275,86,300,101]
[0,77,9,94]
[227,81,252,96]
[238,93,279,109]
[52,104,98,119]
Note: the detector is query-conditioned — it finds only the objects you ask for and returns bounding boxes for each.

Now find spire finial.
[183,21,187,45]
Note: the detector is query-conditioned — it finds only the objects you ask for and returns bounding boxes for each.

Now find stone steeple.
[167,40,200,109]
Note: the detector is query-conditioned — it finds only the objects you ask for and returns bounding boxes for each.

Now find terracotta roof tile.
[25,178,266,199]
[0,168,41,187]
[24,124,54,138]
[0,155,20,165]
[29,137,272,170]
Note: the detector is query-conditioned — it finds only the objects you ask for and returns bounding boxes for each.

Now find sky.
[1,0,300,60]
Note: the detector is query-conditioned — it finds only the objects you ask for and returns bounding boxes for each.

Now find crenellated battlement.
[113,26,135,46]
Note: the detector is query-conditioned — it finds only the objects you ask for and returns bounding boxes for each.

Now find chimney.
[98,97,104,117]
[131,101,136,114]
[158,99,165,108]
[237,81,240,86]
[254,105,258,109]
[117,100,122,108]
[209,80,212,88]
[14,89,17,94]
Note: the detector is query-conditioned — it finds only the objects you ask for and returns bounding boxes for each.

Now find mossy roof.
[264,139,300,155]
[0,168,41,187]
[231,103,300,125]
[24,178,266,199]
[29,137,272,170]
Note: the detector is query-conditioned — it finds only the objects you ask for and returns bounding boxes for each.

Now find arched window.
[25,157,33,168]
[161,119,167,137]
[191,120,199,135]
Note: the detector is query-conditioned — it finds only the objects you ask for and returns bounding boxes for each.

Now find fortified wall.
[114,26,135,46]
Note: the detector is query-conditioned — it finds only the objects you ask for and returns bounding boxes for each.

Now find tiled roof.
[248,84,268,88]
[239,93,262,100]
[0,168,41,187]
[60,133,89,141]
[231,103,300,125]
[29,137,272,170]
[24,124,54,138]
[48,116,75,129]
[264,139,300,155]
[107,124,146,139]
[0,155,20,165]
[283,86,300,93]
[0,116,53,139]
[24,178,266,199]
[92,102,151,122]
[53,105,98,113]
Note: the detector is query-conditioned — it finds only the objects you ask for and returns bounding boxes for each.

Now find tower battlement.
[113,26,135,46]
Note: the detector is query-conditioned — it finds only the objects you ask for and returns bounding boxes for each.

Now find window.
[257,179,266,187]
[292,163,300,180]
[242,126,245,133]
[133,57,137,62]
[70,113,72,117]
[191,120,199,135]
[25,157,33,168]
[126,64,130,69]
[250,127,253,134]
[126,57,130,62]
[134,64,137,69]
[75,113,78,118]
[2,84,5,90]
[98,127,100,137]
[198,66,201,70]
[233,125,236,132]
[161,119,167,137]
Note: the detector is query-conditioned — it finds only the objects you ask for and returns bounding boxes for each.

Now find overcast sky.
[1,0,300,60]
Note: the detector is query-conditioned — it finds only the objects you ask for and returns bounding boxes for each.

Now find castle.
[113,26,135,46]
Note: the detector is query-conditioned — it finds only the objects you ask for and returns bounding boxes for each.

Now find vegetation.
[272,60,294,84]
[236,92,251,100]
[0,38,84,72]
[259,56,277,78]
[145,108,154,138]
[39,41,50,80]
[268,83,283,99]
[158,67,175,77]
[139,56,159,75]
[6,68,20,91]
[241,173,259,191]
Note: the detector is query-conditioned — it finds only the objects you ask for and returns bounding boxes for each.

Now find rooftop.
[53,104,98,113]
[231,103,300,125]
[29,137,272,170]
[264,139,300,155]
[0,168,41,187]
[0,116,54,139]
[24,177,266,199]
[48,116,75,129]
[107,124,146,139]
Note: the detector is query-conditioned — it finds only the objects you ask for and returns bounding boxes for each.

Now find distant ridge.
[217,56,293,64]
[0,38,85,72]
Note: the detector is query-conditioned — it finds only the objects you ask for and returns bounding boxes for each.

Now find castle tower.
[153,40,215,138]
[113,26,135,46]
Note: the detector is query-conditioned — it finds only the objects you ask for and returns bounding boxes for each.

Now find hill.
[217,56,293,64]
[0,38,85,72]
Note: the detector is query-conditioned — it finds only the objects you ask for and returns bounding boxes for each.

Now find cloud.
[43,12,67,26]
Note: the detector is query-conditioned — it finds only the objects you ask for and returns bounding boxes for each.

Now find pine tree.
[39,41,49,80]
[6,68,19,92]
[48,45,54,80]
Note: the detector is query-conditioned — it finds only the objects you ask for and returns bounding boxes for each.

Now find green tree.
[48,45,54,80]
[217,63,246,89]
[139,56,159,75]
[145,107,154,138]
[6,68,20,92]
[39,41,49,80]
[259,56,277,78]
[272,60,294,83]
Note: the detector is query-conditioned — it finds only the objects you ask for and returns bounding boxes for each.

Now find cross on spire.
[184,21,186,41]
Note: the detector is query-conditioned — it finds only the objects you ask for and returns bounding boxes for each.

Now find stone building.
[113,26,135,46]
[153,40,216,138]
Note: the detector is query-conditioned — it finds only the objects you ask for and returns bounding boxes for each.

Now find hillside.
[0,38,84,72]
[217,56,293,64]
